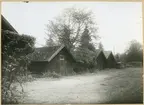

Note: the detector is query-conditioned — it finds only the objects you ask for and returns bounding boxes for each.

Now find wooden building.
[94,49,107,70]
[29,45,76,75]
[103,51,117,68]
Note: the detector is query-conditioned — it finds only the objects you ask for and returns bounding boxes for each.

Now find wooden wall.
[106,53,117,68]
[29,47,75,75]
[96,52,107,70]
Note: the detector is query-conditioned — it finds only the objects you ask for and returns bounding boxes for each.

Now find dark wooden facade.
[29,61,48,74]
[95,51,107,70]
[29,46,76,75]
[45,47,75,75]
[103,51,117,68]
[106,53,117,68]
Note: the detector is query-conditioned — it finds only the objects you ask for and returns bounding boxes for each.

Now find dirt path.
[21,68,143,104]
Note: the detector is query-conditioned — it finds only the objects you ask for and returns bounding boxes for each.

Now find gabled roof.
[103,51,112,59]
[95,49,102,58]
[31,44,75,62]
[1,15,18,33]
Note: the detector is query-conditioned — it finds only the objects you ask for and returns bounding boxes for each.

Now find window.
[60,55,64,60]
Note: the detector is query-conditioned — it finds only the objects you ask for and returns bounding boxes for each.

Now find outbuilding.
[94,49,107,70]
[103,51,117,68]
[29,45,76,75]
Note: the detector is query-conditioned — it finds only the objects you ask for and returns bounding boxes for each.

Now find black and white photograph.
[1,1,143,104]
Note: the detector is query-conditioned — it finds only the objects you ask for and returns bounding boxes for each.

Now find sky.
[2,2,142,54]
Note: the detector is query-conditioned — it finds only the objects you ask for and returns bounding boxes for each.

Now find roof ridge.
[35,44,65,49]
[2,15,18,33]
[32,44,65,61]
[47,45,65,62]
[103,50,112,59]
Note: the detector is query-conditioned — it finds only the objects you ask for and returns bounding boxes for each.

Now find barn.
[103,51,117,68]
[29,45,76,75]
[94,49,107,70]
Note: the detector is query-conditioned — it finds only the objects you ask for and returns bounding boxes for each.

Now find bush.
[74,48,97,71]
[89,68,95,73]
[2,83,23,104]
[116,62,126,69]
[2,30,35,104]
[127,61,142,67]
[17,73,36,83]
[71,71,76,75]
[73,62,88,73]
[42,71,61,78]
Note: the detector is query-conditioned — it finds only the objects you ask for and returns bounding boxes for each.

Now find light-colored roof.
[48,45,65,62]
[95,49,102,58]
[31,44,75,62]
[103,51,112,59]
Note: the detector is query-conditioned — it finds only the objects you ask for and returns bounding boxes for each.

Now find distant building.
[103,51,117,68]
[94,49,107,70]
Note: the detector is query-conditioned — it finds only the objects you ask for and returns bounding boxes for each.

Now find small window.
[60,55,64,60]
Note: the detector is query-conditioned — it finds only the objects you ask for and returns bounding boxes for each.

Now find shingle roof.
[30,45,62,61]
[103,51,112,59]
[30,45,75,62]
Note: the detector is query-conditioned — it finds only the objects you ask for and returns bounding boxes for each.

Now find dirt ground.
[20,67,143,104]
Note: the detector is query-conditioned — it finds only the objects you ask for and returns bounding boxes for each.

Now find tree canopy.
[119,40,143,63]
[98,42,104,50]
[125,40,142,62]
[45,7,99,52]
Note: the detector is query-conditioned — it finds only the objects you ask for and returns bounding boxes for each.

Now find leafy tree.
[75,26,97,69]
[74,47,96,68]
[58,25,73,50]
[98,42,104,50]
[115,53,120,62]
[79,26,96,51]
[88,43,96,52]
[80,27,90,47]
[125,40,142,62]
[45,7,98,51]
[119,53,127,63]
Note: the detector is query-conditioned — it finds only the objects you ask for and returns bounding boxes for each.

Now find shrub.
[2,82,23,104]
[42,71,61,78]
[2,30,35,104]
[127,61,142,67]
[71,71,76,75]
[73,62,88,73]
[16,72,36,83]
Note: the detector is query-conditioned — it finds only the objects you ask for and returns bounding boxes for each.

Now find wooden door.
[59,55,66,75]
